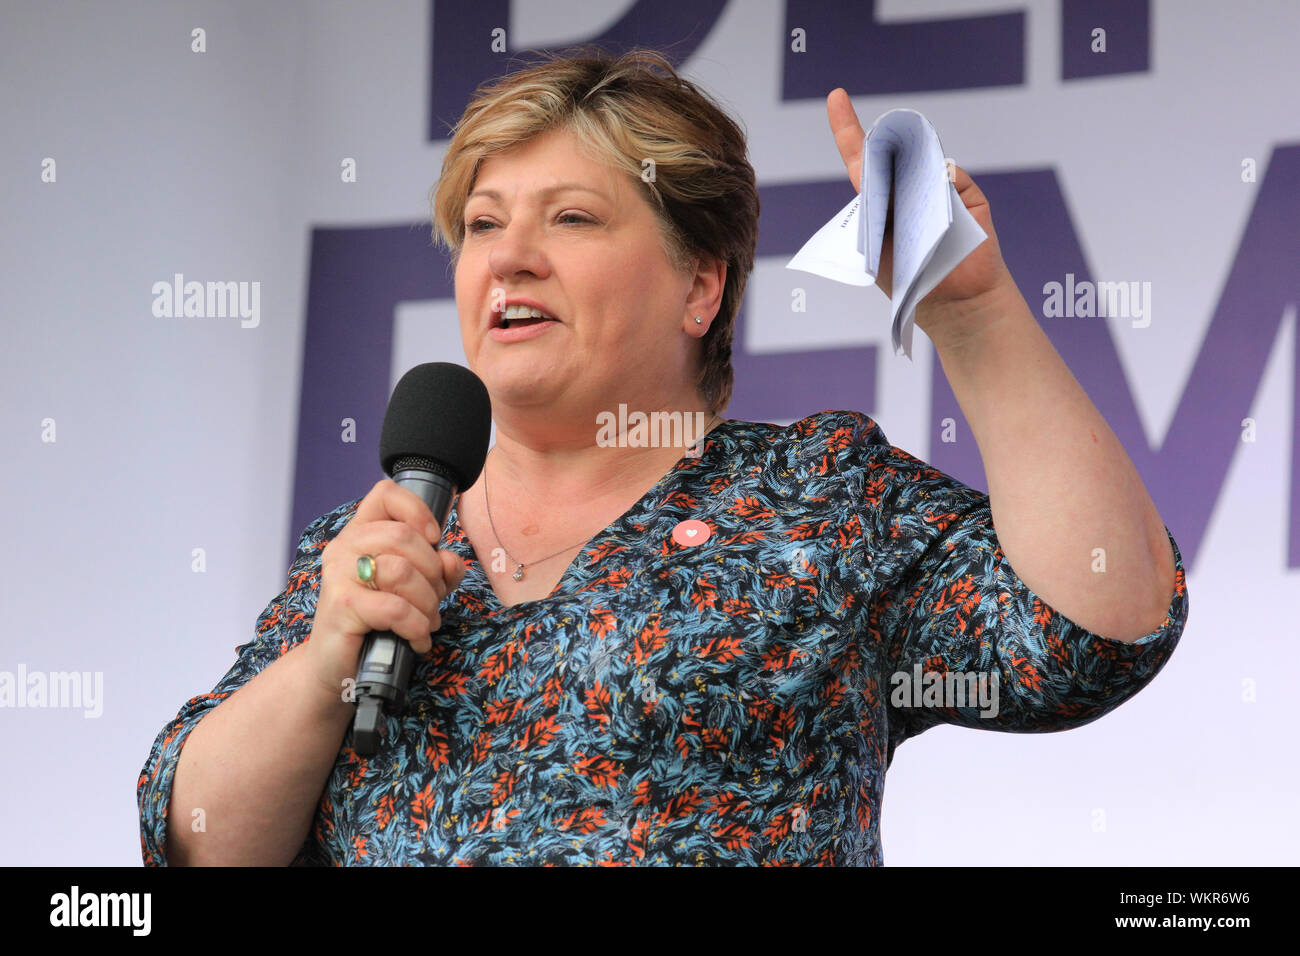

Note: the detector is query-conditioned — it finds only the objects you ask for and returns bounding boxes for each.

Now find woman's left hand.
[826,88,1013,312]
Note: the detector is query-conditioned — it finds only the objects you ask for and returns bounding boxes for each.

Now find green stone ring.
[356,554,379,590]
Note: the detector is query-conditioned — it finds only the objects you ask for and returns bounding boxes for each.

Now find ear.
[683,255,727,336]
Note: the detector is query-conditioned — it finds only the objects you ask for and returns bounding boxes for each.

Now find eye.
[465,212,593,234]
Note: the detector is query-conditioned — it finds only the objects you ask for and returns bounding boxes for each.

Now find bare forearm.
[165,641,354,865]
[918,283,1176,642]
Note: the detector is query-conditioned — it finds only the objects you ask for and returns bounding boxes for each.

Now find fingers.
[348,479,447,638]
[826,88,863,142]
[339,521,462,640]
[315,479,470,659]
[353,478,441,545]
[349,586,436,655]
[827,88,865,192]
[353,519,444,590]
[948,162,973,192]
[948,163,991,215]
[439,548,468,595]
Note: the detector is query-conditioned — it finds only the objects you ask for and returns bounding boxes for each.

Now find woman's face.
[455,126,709,429]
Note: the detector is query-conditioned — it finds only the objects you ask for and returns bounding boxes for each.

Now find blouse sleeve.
[135,500,359,866]
[820,410,1189,760]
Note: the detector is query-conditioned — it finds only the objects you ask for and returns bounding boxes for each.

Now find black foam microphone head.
[379,363,492,489]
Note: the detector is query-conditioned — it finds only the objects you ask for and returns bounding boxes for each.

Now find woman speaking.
[138,47,1187,866]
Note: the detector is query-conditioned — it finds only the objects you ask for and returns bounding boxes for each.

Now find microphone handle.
[351,466,457,756]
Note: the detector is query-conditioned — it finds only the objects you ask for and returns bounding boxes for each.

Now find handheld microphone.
[351,362,491,756]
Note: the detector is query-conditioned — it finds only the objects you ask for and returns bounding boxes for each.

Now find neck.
[482,402,718,510]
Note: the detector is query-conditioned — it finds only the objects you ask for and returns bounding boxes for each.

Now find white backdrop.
[2,0,1296,865]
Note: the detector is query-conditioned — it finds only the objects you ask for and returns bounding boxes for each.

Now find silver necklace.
[484,414,720,581]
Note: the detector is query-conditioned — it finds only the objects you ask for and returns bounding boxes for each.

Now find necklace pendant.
[512,565,524,581]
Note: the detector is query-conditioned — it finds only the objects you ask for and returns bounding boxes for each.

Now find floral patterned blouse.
[138,410,1188,865]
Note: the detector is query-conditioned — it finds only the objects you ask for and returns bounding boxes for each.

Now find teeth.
[503,304,553,321]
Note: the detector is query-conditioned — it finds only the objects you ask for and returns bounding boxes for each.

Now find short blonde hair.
[430,45,760,415]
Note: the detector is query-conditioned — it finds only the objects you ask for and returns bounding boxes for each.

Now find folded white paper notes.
[785,108,988,359]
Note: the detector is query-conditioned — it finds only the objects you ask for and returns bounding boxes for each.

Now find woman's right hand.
[301,478,467,698]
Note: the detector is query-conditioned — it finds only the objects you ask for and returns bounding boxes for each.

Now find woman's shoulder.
[690,410,899,510]
[717,409,890,471]
[729,409,887,444]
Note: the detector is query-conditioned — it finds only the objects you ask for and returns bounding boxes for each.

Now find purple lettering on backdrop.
[291,146,1300,573]
[782,0,1024,97]
[290,0,1276,572]
[291,145,1300,572]
[732,181,878,421]
[429,0,727,140]
[1061,0,1150,79]
[288,225,452,569]
[926,147,1300,573]
[781,0,1148,96]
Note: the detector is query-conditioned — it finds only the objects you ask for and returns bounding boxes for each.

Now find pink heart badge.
[671,519,712,547]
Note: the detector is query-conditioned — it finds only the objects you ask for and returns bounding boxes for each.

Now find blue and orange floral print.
[139,410,1187,865]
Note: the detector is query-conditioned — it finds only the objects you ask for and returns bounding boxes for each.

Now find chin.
[479,357,568,408]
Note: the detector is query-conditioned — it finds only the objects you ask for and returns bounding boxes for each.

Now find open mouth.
[499,315,557,330]
[495,303,560,330]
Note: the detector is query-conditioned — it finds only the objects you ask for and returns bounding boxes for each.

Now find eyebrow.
[466,182,611,204]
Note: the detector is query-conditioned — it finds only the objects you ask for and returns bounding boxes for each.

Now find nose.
[486,216,550,281]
